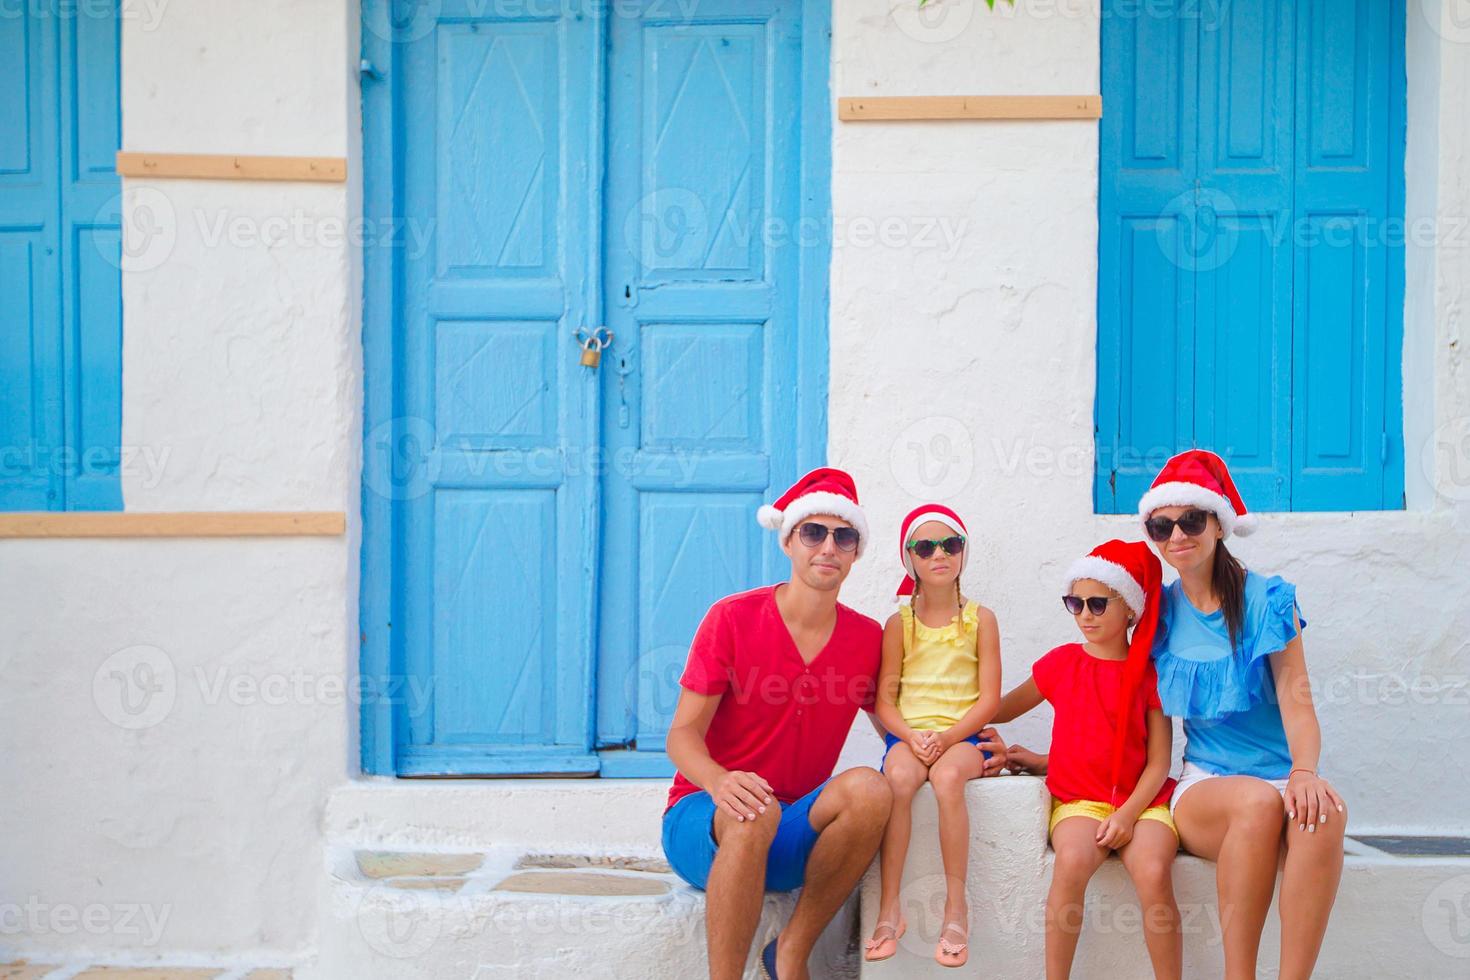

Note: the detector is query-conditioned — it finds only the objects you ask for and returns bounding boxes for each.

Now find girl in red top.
[993,540,1181,980]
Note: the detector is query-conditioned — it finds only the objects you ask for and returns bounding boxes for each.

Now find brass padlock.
[580,340,601,368]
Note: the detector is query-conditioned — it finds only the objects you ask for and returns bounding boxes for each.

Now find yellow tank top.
[896,600,982,732]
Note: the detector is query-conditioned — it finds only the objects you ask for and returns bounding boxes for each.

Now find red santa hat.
[1137,449,1257,539]
[1063,539,1163,807]
[757,467,869,558]
[895,503,968,598]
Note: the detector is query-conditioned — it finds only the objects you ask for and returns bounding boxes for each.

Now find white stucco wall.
[1,0,362,963]
[1,0,1467,968]
[828,0,1470,837]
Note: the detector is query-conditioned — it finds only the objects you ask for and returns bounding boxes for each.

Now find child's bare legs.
[870,744,928,944]
[1118,821,1182,980]
[929,742,985,934]
[1046,817,1110,980]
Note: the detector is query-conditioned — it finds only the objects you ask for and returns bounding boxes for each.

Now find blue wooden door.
[0,2,122,512]
[1097,0,1405,512]
[595,0,809,776]
[372,3,602,775]
[361,0,829,776]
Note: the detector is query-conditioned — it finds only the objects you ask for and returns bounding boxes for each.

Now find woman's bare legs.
[1276,796,1345,980]
[1173,776,1287,980]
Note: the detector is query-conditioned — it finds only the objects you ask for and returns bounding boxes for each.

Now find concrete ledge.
[324,779,671,854]
[321,776,1470,978]
[314,844,857,980]
[857,775,1470,980]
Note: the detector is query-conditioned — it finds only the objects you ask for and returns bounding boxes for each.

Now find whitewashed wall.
[0,0,361,962]
[0,0,1466,968]
[830,0,1470,838]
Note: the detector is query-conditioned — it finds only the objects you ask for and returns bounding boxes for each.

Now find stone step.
[316,776,1470,979]
[857,776,1470,980]
[0,966,292,979]
[311,842,858,980]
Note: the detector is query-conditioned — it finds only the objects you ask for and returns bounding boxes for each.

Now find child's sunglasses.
[1062,594,1114,616]
[1144,507,1211,543]
[796,521,860,552]
[905,535,966,560]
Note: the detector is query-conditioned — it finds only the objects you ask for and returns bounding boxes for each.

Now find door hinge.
[1381,431,1390,465]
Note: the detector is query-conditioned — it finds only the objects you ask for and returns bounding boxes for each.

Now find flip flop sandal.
[760,935,779,979]
[863,916,907,961]
[936,920,969,968]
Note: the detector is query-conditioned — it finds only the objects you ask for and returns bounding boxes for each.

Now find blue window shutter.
[1097,2,1199,513]
[0,2,122,512]
[62,2,124,511]
[0,11,64,511]
[1289,0,1404,510]
[1193,0,1294,511]
[1100,0,1406,514]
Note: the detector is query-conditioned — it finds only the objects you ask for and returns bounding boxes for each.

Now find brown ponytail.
[1212,539,1247,649]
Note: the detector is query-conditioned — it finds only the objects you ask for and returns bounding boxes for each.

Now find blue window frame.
[1096,0,1406,513]
[0,2,124,512]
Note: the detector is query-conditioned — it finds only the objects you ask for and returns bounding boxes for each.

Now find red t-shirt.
[666,585,883,813]
[1032,643,1174,809]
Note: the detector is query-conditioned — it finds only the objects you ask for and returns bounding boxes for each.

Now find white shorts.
[1169,760,1289,812]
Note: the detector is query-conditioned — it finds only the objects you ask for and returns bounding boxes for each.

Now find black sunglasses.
[906,535,966,560]
[1062,594,1115,616]
[797,521,860,552]
[1144,507,1211,543]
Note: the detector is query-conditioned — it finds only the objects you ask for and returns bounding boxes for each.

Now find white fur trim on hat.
[1064,555,1147,618]
[766,491,869,558]
[1137,481,1245,538]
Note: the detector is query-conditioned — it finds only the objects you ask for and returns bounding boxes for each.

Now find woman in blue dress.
[1139,449,1345,980]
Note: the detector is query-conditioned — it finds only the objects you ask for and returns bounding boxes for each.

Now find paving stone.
[492,870,671,896]
[72,970,223,980]
[354,850,483,878]
[515,852,672,874]
[1,963,62,980]
[382,876,467,892]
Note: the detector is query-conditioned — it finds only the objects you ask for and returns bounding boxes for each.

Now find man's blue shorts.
[879,731,991,773]
[661,778,830,892]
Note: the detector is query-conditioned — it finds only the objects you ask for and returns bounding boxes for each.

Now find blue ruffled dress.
[1152,571,1306,779]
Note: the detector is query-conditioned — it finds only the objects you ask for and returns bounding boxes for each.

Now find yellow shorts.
[1049,798,1178,840]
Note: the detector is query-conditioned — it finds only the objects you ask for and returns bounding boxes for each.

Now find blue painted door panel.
[0,2,122,512]
[595,0,804,775]
[361,0,829,776]
[389,3,601,775]
[1097,0,1405,513]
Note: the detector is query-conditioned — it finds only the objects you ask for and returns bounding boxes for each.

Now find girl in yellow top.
[865,504,1001,968]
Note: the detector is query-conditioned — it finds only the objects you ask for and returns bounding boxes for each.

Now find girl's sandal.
[862,916,907,962]
[935,920,969,968]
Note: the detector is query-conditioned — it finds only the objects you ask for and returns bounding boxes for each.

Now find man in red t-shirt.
[664,468,889,980]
